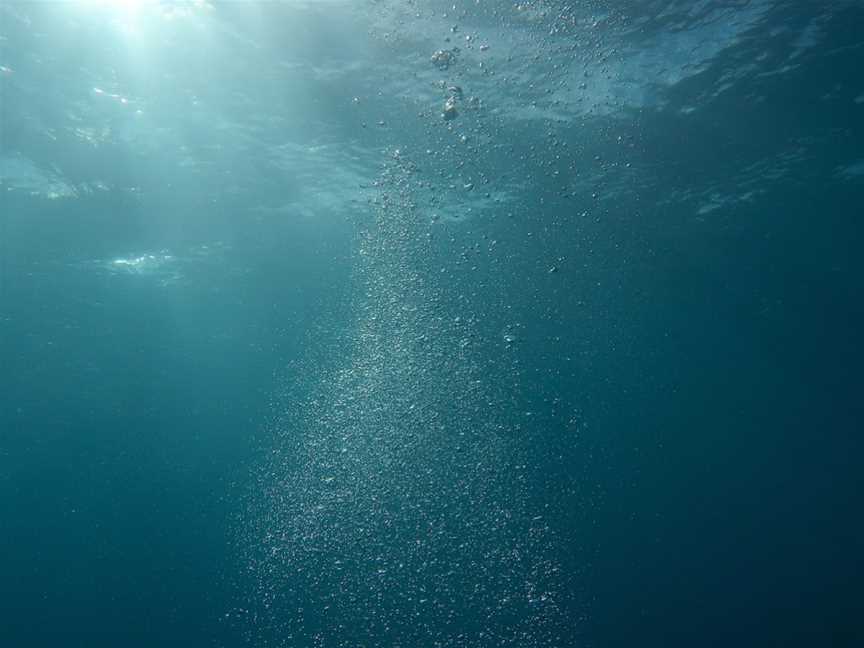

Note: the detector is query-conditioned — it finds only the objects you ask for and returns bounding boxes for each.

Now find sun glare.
[76,0,210,21]
[79,0,151,13]
[81,0,153,9]
[76,0,153,25]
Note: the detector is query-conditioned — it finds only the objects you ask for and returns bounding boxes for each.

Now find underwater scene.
[1,1,862,646]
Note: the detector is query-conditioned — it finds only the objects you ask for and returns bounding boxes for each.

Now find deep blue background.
[2,1,863,646]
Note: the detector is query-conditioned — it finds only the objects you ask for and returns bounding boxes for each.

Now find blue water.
[1,1,863,646]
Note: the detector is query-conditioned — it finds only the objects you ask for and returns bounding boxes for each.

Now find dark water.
[1,1,863,646]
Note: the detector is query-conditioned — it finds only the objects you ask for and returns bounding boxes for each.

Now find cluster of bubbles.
[240,2,611,646]
[243,144,570,646]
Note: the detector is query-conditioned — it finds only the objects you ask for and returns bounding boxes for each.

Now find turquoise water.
[1,2,863,646]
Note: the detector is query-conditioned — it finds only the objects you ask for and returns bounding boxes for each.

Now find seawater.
[1,2,863,647]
